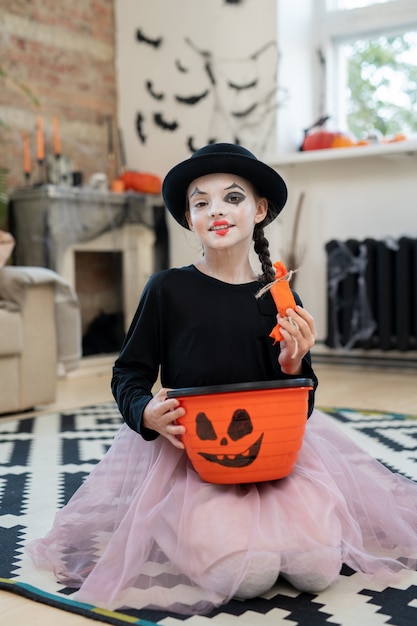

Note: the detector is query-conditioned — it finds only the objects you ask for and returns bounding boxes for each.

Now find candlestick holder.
[46,153,72,186]
[24,171,31,187]
[36,159,47,186]
[55,153,61,182]
[55,153,68,185]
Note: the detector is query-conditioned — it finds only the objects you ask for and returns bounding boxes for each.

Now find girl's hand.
[277,305,317,375]
[143,387,186,449]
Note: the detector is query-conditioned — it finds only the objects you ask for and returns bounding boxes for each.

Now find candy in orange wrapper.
[267,261,297,344]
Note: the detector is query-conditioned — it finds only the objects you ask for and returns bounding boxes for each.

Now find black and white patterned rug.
[1,403,417,626]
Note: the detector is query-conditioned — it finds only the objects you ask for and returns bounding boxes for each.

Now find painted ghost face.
[185,173,267,250]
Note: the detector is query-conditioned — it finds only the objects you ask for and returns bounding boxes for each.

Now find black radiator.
[325,237,417,351]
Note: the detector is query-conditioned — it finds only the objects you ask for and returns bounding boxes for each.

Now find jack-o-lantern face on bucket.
[195,409,264,468]
[168,380,313,484]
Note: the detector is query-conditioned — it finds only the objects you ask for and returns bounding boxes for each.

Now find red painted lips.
[210,220,232,236]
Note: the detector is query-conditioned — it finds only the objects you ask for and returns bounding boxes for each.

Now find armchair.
[0,266,81,414]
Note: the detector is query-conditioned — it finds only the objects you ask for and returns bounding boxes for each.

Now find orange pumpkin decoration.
[385,133,406,143]
[302,130,354,151]
[331,134,355,148]
[168,379,313,484]
[121,170,162,194]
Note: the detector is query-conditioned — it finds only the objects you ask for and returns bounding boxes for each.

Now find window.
[316,0,417,140]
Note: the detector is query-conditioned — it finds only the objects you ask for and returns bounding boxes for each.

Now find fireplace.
[74,250,124,355]
[9,185,168,355]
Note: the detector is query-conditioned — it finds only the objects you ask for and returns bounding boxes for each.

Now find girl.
[27,143,417,616]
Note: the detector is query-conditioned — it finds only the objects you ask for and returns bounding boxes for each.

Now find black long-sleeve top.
[111,265,318,440]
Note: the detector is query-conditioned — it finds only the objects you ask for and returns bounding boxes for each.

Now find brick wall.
[0,0,119,195]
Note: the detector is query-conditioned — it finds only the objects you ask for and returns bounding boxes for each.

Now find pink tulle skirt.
[26,409,417,615]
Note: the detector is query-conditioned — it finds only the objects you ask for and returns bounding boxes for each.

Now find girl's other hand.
[277,305,317,375]
[143,388,186,449]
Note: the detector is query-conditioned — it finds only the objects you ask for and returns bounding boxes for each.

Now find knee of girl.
[282,548,342,594]
[202,551,280,599]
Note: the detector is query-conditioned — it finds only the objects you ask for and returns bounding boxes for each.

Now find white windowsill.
[271,139,417,167]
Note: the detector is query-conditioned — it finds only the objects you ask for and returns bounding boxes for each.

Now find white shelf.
[271,139,417,167]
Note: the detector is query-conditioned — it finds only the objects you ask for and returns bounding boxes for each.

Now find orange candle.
[53,117,61,155]
[23,131,31,174]
[36,115,45,161]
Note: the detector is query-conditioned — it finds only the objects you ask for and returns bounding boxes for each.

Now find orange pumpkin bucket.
[167,379,313,484]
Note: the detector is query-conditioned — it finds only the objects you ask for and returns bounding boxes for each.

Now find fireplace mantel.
[9,185,166,273]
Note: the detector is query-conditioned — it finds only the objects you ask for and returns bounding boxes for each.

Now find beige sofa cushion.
[0,355,20,413]
[0,283,57,414]
[0,309,22,356]
[0,266,81,372]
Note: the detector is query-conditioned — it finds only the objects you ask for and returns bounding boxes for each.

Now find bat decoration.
[231,102,258,118]
[228,78,258,91]
[175,59,188,73]
[146,80,165,100]
[187,137,198,153]
[131,32,279,156]
[154,112,179,132]
[175,90,209,105]
[136,28,163,48]
[204,61,216,86]
[187,137,217,153]
[224,0,244,4]
[136,112,146,144]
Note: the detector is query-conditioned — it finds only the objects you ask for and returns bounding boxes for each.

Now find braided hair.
[253,222,275,285]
